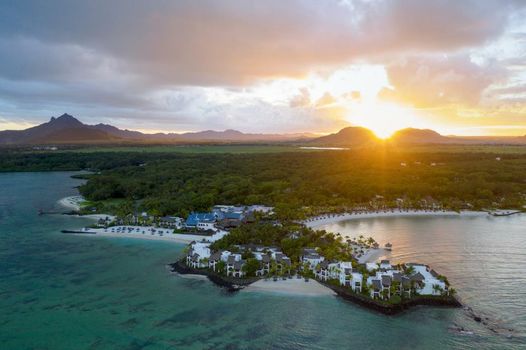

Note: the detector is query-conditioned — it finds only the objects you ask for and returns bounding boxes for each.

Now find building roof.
[227,255,237,264]
[185,212,216,226]
[372,279,382,291]
[233,260,245,270]
[381,275,392,287]
[392,272,402,282]
[209,251,222,261]
[411,272,425,282]
[402,276,412,288]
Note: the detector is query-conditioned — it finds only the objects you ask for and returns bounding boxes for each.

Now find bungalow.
[339,266,353,287]
[381,275,392,299]
[351,272,363,292]
[301,248,325,269]
[209,251,222,271]
[401,276,412,297]
[275,253,292,274]
[410,272,426,289]
[370,279,382,299]
[316,260,330,281]
[232,260,245,278]
[226,255,237,276]
[185,242,211,268]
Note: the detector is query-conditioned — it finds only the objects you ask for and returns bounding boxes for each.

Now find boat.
[384,242,392,251]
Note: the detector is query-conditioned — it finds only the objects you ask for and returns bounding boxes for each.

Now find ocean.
[1,172,524,349]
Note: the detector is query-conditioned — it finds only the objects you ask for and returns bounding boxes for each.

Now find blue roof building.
[185,212,216,227]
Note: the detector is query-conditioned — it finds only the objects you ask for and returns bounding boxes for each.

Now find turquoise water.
[1,172,525,349]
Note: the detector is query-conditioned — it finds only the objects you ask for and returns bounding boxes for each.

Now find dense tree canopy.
[2,147,525,218]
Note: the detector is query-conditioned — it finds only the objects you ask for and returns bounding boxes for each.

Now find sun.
[346,101,424,139]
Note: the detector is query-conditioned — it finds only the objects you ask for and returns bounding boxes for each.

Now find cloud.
[380,54,509,107]
[0,0,525,133]
[0,0,522,86]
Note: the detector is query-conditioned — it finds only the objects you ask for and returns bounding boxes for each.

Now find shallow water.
[1,172,524,349]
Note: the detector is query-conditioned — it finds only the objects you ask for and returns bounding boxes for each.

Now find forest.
[1,146,526,219]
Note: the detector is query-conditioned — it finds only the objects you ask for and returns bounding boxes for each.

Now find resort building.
[196,221,216,231]
[158,216,183,229]
[185,212,216,228]
[185,241,212,268]
[301,248,325,269]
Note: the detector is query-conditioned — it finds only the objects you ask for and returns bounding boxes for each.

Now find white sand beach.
[58,195,86,211]
[78,226,228,244]
[243,277,336,296]
[303,209,488,229]
[357,248,387,264]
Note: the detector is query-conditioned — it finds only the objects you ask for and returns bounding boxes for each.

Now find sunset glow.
[0,1,525,136]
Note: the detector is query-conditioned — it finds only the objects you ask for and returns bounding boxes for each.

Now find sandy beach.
[303,209,488,229]
[58,195,85,211]
[357,248,387,264]
[243,277,335,296]
[78,226,228,244]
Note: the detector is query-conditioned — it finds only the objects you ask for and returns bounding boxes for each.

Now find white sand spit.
[244,277,335,297]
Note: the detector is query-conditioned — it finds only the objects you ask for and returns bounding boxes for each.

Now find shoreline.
[171,259,461,314]
[243,277,336,297]
[303,209,489,229]
[70,228,212,244]
[67,225,229,244]
[57,195,85,211]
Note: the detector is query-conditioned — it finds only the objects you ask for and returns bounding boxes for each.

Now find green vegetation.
[211,221,353,262]
[59,144,308,154]
[1,145,526,219]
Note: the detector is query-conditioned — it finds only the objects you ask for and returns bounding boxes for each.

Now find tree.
[242,258,260,277]
[216,261,226,274]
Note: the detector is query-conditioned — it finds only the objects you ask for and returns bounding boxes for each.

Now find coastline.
[243,278,336,297]
[303,209,489,229]
[57,195,85,211]
[70,228,212,244]
[171,259,461,314]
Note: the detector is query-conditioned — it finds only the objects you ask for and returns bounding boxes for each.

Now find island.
[71,202,461,315]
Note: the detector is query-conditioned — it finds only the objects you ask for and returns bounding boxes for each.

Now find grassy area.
[59,144,313,154]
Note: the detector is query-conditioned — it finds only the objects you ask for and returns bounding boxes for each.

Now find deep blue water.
[1,172,524,349]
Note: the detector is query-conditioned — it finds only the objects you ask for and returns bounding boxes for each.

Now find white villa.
[186,241,212,268]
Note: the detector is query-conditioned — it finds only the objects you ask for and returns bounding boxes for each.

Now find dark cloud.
[0,0,521,86]
[0,0,524,132]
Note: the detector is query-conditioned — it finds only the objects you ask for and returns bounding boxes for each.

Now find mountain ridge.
[0,114,317,145]
[1,114,525,145]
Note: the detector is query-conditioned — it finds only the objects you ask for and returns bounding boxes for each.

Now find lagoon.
[1,172,524,349]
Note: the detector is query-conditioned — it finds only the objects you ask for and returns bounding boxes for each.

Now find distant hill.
[0,113,316,145]
[390,128,453,144]
[2,114,525,146]
[310,127,379,146]
[0,114,119,144]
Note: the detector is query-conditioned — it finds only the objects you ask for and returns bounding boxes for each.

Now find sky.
[0,0,525,137]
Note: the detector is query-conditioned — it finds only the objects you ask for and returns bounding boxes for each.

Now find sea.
[0,172,525,349]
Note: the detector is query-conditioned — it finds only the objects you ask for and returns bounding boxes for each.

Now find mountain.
[390,128,453,144]
[0,114,120,144]
[0,114,316,145]
[310,127,379,146]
